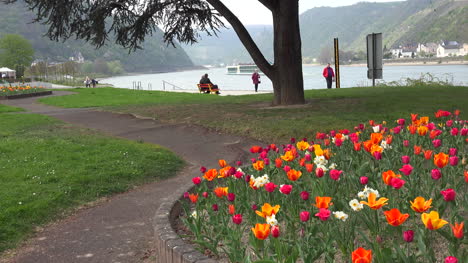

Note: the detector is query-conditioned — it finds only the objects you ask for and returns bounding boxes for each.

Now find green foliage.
[0,1,193,72]
[0,34,34,68]
[0,104,23,113]
[0,113,184,251]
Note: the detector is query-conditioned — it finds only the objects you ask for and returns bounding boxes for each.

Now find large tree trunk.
[207,0,305,105]
[271,0,304,105]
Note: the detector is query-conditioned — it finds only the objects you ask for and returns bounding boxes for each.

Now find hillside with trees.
[183,0,467,65]
[0,1,194,73]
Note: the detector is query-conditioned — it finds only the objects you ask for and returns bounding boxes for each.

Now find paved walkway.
[0,91,261,263]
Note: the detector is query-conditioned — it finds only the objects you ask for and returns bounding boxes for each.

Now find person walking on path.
[251,69,261,92]
[84,76,91,88]
[322,63,335,89]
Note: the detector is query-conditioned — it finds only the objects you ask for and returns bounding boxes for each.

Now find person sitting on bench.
[199,73,220,94]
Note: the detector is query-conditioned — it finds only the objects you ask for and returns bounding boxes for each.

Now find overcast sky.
[222,0,405,25]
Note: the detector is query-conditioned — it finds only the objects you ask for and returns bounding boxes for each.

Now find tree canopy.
[5,0,305,105]
[0,34,34,68]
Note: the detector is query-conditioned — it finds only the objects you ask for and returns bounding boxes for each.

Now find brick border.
[0,91,52,100]
[154,184,218,263]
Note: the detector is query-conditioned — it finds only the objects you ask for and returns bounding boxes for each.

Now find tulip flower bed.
[0,85,49,98]
[181,110,467,263]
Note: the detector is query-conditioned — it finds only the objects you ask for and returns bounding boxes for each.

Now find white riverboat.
[226,64,262,75]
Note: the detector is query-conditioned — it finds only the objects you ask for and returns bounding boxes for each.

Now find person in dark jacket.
[199,73,220,94]
[322,63,335,89]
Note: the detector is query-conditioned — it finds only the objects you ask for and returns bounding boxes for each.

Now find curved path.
[0,91,261,263]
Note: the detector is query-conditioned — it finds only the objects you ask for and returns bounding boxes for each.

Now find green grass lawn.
[39,86,468,143]
[0,104,23,113]
[0,113,184,252]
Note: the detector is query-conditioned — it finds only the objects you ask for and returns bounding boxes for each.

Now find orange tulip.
[386,135,393,144]
[361,192,388,210]
[218,166,232,178]
[296,140,310,151]
[305,163,314,173]
[419,116,429,125]
[464,170,468,183]
[421,211,448,230]
[433,152,449,168]
[228,204,235,215]
[313,196,332,209]
[423,150,433,160]
[213,187,228,198]
[354,142,362,151]
[370,133,383,144]
[255,203,280,218]
[363,140,373,153]
[253,160,264,171]
[275,158,283,168]
[188,193,199,203]
[352,247,372,263]
[281,150,295,162]
[251,223,270,240]
[203,169,218,181]
[382,170,401,185]
[450,222,464,239]
[287,169,302,181]
[218,159,227,168]
[299,158,306,167]
[411,113,418,123]
[410,197,432,213]
[413,145,422,155]
[323,149,331,160]
[417,126,428,136]
[408,125,418,134]
[384,208,409,226]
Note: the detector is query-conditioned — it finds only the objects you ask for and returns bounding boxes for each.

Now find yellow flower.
[296,140,310,151]
[421,211,448,230]
[313,144,324,156]
[255,203,280,218]
[410,197,432,213]
[281,150,295,162]
[360,192,388,210]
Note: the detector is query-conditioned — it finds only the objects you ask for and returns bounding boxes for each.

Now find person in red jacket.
[322,63,335,89]
[251,70,261,92]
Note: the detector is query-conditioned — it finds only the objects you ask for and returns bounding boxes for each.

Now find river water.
[101,64,468,91]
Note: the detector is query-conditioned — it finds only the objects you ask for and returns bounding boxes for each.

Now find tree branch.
[257,0,277,10]
[206,0,273,77]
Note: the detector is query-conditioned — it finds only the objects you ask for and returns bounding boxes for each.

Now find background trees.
[0,34,34,77]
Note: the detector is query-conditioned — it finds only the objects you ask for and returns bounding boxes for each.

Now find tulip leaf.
[252,260,276,263]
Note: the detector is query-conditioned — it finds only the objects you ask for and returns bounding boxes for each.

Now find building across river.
[226,64,262,75]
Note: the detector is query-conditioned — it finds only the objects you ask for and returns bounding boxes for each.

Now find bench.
[197,83,219,94]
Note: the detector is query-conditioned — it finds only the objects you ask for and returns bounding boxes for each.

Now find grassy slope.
[39,86,468,143]
[0,104,23,113]
[0,113,184,252]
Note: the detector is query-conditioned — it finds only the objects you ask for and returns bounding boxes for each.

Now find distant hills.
[184,0,468,65]
[0,1,194,72]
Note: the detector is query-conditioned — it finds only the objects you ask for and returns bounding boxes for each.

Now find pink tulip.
[283,165,291,172]
[315,168,324,178]
[264,182,278,193]
[360,176,368,185]
[403,140,409,147]
[397,118,405,125]
[232,214,242,224]
[449,156,458,166]
[271,225,280,238]
[373,151,382,160]
[279,184,293,195]
[432,139,441,148]
[300,191,310,201]
[390,177,405,189]
[440,188,456,201]
[399,164,413,176]
[446,120,453,127]
[403,230,414,242]
[329,169,343,180]
[202,192,209,198]
[401,155,410,164]
[449,148,457,156]
[300,211,310,222]
[431,169,442,180]
[445,256,458,263]
[451,128,459,136]
[315,208,331,221]
[192,177,202,185]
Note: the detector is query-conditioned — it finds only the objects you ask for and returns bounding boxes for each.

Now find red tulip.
[401,155,410,164]
[279,184,293,195]
[445,256,458,263]
[264,182,278,193]
[399,164,413,176]
[271,225,280,238]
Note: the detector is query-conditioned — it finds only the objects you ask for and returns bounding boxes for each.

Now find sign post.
[334,38,340,89]
[366,33,383,86]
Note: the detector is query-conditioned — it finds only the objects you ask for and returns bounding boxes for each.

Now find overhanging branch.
[206,0,273,77]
